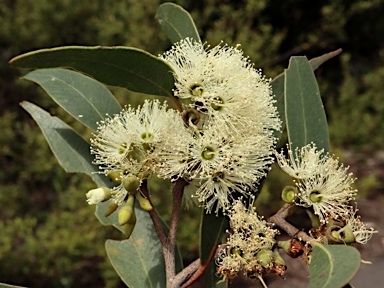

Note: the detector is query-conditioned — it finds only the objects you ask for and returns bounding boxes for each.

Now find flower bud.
[272,248,285,266]
[136,193,153,211]
[281,186,298,203]
[123,175,140,196]
[118,195,135,226]
[86,187,112,204]
[256,250,273,267]
[107,171,122,183]
[104,202,119,217]
[124,208,137,239]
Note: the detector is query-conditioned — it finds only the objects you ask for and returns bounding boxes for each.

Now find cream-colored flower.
[216,200,280,283]
[275,143,326,180]
[160,38,281,135]
[91,99,181,175]
[276,143,357,223]
[342,208,378,244]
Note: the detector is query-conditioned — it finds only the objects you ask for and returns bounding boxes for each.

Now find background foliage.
[1,0,383,287]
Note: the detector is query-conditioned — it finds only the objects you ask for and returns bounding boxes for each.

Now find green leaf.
[271,49,341,143]
[20,101,108,186]
[199,209,229,264]
[10,46,175,97]
[0,284,27,288]
[309,244,361,288]
[105,207,166,288]
[309,48,342,71]
[271,73,285,142]
[156,3,201,44]
[23,68,121,131]
[96,202,183,272]
[284,56,330,153]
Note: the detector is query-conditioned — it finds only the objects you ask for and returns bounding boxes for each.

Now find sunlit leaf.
[156,3,201,44]
[284,56,330,153]
[309,244,360,288]
[10,46,175,97]
[271,49,341,143]
[23,68,121,131]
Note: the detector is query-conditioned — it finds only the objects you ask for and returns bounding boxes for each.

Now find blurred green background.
[1,0,383,287]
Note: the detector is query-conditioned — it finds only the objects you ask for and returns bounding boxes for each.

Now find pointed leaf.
[10,46,175,97]
[199,209,229,264]
[20,101,108,186]
[309,48,342,71]
[309,244,360,288]
[96,202,183,272]
[156,3,201,44]
[271,73,285,141]
[23,68,121,131]
[284,56,330,153]
[271,49,341,143]
[0,284,27,288]
[105,207,166,288]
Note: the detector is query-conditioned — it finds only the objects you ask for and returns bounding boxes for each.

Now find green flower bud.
[107,171,122,183]
[281,186,298,203]
[124,208,137,239]
[118,195,135,226]
[123,176,140,196]
[136,193,153,211]
[272,248,285,266]
[104,202,119,217]
[256,250,273,267]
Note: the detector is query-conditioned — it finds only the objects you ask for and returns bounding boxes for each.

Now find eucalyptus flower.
[276,143,357,223]
[160,38,281,134]
[157,124,276,213]
[216,200,280,283]
[91,99,181,176]
[342,208,378,244]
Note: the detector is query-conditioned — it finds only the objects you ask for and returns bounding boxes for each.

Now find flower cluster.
[216,200,284,284]
[88,38,281,214]
[276,143,376,244]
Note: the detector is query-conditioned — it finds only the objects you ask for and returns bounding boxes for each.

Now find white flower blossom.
[91,99,181,176]
[157,124,276,213]
[343,208,378,244]
[276,143,357,223]
[160,38,281,134]
[217,200,279,282]
[275,143,326,179]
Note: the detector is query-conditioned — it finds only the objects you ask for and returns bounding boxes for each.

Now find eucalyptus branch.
[165,178,188,287]
[268,203,313,243]
[172,258,200,288]
[141,181,167,245]
[180,245,218,288]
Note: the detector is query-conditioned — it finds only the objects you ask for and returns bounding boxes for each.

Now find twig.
[268,203,313,243]
[172,259,200,288]
[141,181,167,244]
[180,245,218,288]
[165,178,188,287]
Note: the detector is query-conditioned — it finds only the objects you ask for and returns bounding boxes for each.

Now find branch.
[140,181,167,245]
[268,203,313,243]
